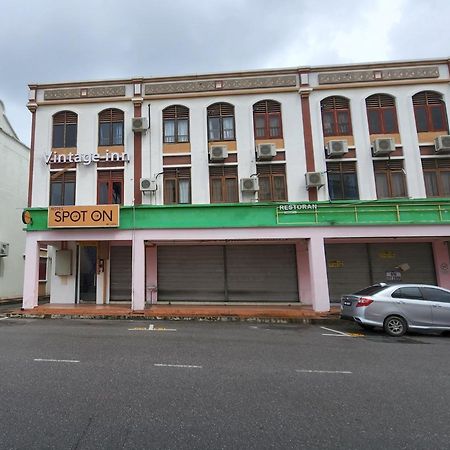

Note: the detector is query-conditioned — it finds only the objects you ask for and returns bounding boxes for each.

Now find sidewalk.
[9,303,341,323]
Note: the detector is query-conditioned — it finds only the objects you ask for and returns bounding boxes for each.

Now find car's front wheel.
[384,315,407,337]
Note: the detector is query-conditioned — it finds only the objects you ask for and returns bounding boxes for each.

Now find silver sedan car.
[340,283,450,336]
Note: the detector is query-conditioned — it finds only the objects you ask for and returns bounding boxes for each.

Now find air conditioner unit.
[132,117,149,133]
[256,143,276,160]
[240,177,259,192]
[326,140,348,158]
[0,242,9,257]
[209,145,228,161]
[372,138,395,156]
[305,172,325,188]
[434,135,450,153]
[140,178,157,192]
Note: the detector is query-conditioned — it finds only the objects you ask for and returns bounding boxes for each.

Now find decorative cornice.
[318,66,440,85]
[44,85,126,100]
[145,75,298,95]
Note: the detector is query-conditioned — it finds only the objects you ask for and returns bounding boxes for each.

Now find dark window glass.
[415,107,428,132]
[207,103,235,142]
[321,97,352,137]
[354,284,388,295]
[368,110,381,134]
[163,105,190,144]
[53,125,65,148]
[97,171,123,204]
[256,165,287,202]
[391,287,424,300]
[421,287,450,303]
[209,167,238,203]
[39,257,47,281]
[163,168,191,204]
[208,117,221,141]
[383,110,396,133]
[431,107,445,131]
[50,172,76,206]
[327,164,359,201]
[253,100,282,139]
[98,109,124,146]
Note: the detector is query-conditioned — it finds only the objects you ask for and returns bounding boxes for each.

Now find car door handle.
[395,301,405,304]
[432,304,442,308]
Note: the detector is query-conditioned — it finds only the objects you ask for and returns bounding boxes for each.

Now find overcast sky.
[1,0,449,145]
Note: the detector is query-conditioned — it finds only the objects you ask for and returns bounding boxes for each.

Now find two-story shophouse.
[22,58,450,312]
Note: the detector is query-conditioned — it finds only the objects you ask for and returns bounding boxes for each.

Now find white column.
[296,241,312,305]
[397,95,426,198]
[351,96,377,200]
[308,236,330,312]
[131,237,145,311]
[22,234,40,309]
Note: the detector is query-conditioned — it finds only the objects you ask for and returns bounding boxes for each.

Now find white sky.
[1,0,449,145]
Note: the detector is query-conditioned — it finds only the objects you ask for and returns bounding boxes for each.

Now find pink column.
[308,236,330,312]
[132,237,145,311]
[432,240,450,289]
[22,234,39,309]
[296,241,312,305]
[145,245,158,304]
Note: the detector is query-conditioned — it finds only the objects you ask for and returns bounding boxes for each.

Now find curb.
[6,312,342,324]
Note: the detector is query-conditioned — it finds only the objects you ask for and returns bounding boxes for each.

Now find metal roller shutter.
[326,244,371,302]
[369,243,436,285]
[110,246,132,301]
[157,246,226,301]
[226,244,298,302]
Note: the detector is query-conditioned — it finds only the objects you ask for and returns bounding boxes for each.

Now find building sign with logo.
[48,205,120,228]
[45,151,130,166]
[277,203,318,211]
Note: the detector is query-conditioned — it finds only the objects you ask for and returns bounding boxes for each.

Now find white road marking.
[154,363,202,369]
[0,317,9,320]
[320,326,352,336]
[296,369,352,374]
[128,325,177,332]
[34,358,80,363]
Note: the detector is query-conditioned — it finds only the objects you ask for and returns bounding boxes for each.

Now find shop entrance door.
[78,246,97,302]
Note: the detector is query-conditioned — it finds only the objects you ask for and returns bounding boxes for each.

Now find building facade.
[0,100,29,300]
[22,58,450,311]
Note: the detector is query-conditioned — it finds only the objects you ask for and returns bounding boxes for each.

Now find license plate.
[343,301,352,306]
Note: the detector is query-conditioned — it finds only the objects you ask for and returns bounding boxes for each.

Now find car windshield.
[353,284,388,296]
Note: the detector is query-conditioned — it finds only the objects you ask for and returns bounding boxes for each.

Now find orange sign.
[48,205,119,228]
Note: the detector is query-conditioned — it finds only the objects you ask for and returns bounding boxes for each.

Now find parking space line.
[154,363,202,369]
[128,324,177,332]
[296,369,352,374]
[34,358,80,363]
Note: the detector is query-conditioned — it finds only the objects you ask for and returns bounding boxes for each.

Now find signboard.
[386,270,402,281]
[48,205,120,228]
[379,250,396,259]
[328,260,344,268]
[45,152,130,166]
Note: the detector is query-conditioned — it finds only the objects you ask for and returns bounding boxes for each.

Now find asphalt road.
[0,317,449,450]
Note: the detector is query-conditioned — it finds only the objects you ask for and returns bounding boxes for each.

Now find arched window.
[163,105,189,143]
[413,91,448,133]
[52,111,77,148]
[207,102,235,141]
[321,96,352,137]
[98,108,124,146]
[253,100,282,139]
[365,94,398,134]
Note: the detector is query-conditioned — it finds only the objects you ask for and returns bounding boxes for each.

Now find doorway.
[78,246,97,302]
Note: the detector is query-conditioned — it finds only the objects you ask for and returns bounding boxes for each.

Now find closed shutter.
[369,243,436,285]
[110,246,132,301]
[326,244,371,302]
[157,246,225,301]
[226,244,298,302]
[156,244,298,302]
[326,242,436,301]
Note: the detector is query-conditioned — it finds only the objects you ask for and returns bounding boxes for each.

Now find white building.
[22,58,450,311]
[0,100,29,300]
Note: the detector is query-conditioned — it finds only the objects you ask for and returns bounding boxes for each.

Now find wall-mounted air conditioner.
[435,135,450,153]
[209,145,228,161]
[372,138,395,156]
[305,172,325,188]
[326,140,348,158]
[140,178,157,192]
[132,117,149,133]
[0,242,9,257]
[256,143,276,160]
[240,178,259,192]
